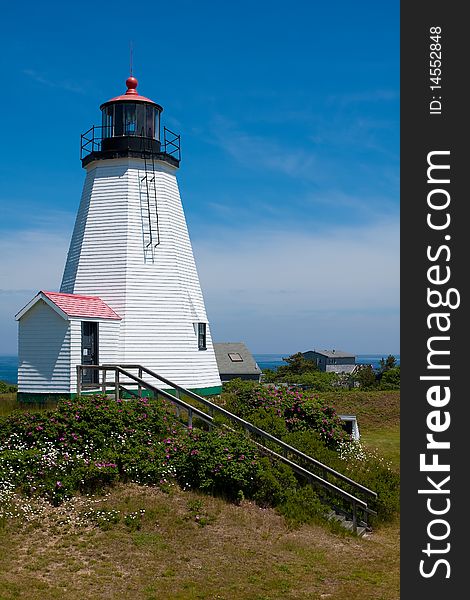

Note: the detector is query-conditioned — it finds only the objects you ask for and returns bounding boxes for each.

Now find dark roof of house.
[303,349,355,359]
[213,343,262,375]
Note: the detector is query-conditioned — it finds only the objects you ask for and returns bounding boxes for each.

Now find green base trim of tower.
[16,385,222,404]
[187,385,222,397]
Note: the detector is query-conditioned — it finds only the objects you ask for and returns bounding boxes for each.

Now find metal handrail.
[80,125,181,160]
[77,363,378,531]
[112,364,377,500]
[77,365,213,427]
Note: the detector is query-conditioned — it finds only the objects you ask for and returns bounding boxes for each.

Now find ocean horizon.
[0,353,400,384]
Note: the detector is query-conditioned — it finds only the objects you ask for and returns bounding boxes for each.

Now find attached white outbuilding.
[16,291,121,401]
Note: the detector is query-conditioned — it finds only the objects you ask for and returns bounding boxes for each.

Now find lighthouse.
[16,75,222,400]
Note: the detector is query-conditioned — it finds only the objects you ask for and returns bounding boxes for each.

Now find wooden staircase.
[77,363,377,534]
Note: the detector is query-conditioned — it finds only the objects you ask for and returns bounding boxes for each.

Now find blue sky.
[0,0,399,355]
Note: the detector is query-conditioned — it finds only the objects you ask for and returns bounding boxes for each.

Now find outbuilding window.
[198,323,207,350]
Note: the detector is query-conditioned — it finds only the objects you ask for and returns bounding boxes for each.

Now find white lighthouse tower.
[16,75,221,400]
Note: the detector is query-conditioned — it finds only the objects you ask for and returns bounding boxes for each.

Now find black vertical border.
[401,3,467,597]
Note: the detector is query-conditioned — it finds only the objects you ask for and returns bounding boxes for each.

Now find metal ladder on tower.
[139,135,161,262]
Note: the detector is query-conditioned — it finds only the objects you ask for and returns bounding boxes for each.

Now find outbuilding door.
[81,321,99,384]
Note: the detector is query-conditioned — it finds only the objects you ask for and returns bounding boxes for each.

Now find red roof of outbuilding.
[42,291,121,320]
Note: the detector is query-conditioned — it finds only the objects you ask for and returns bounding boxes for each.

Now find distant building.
[302,349,356,374]
[213,343,262,382]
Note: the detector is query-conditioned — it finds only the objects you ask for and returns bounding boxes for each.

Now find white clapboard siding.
[61,157,221,391]
[17,300,71,393]
[69,319,121,392]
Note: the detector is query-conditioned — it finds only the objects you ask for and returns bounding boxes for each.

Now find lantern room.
[101,76,162,139]
[100,76,162,154]
[80,75,180,167]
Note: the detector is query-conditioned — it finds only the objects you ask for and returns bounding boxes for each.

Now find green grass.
[361,427,400,471]
[0,389,400,598]
[323,390,400,430]
[0,485,400,600]
[0,392,58,417]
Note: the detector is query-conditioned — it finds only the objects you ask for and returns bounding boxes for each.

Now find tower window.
[198,323,207,350]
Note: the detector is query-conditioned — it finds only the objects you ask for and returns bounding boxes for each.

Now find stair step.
[326,510,370,537]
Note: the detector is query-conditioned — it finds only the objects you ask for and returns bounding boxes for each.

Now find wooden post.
[188,408,193,427]
[175,389,180,417]
[352,501,357,534]
[77,365,82,397]
[101,368,106,396]
[115,369,120,401]
[138,367,142,398]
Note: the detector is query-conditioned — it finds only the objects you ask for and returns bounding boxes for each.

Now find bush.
[219,385,350,449]
[172,429,260,500]
[336,441,400,522]
[252,457,298,507]
[0,381,17,394]
[379,366,400,390]
[353,365,377,389]
[283,396,349,448]
[0,389,400,526]
[278,484,327,527]
[221,379,264,418]
[246,407,288,440]
[283,430,339,466]
[0,395,183,503]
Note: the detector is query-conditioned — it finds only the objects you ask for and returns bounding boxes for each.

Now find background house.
[213,343,262,382]
[302,349,356,374]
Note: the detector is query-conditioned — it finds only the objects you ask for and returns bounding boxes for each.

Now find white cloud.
[0,228,71,354]
[195,219,399,311]
[209,116,318,178]
[23,69,86,94]
[193,218,399,353]
[0,214,399,355]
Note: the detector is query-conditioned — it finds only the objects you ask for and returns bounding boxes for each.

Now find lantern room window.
[101,103,160,141]
[124,104,136,134]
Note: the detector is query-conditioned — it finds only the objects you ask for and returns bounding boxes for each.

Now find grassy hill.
[0,483,399,600]
[0,388,400,599]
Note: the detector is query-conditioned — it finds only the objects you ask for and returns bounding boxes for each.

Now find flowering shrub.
[223,381,349,448]
[0,390,399,526]
[172,429,260,500]
[0,395,304,517]
[0,395,184,506]
[219,381,400,523]
[337,440,400,521]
